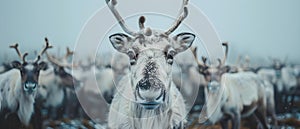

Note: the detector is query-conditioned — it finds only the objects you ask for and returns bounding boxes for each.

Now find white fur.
[261,79,277,125]
[108,74,187,129]
[205,72,267,126]
[173,51,204,96]
[281,66,297,91]
[25,64,34,71]
[0,69,36,126]
[0,65,5,74]
[258,66,297,93]
[95,68,114,95]
[38,67,64,108]
[72,65,115,97]
[111,53,130,84]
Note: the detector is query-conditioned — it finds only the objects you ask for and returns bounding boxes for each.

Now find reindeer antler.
[44,43,74,68]
[221,42,228,66]
[22,53,29,63]
[106,0,137,36]
[202,56,208,66]
[191,47,206,67]
[9,43,28,63]
[41,38,53,55]
[64,47,74,59]
[9,43,22,59]
[35,37,53,63]
[46,53,73,68]
[139,16,145,30]
[164,0,189,35]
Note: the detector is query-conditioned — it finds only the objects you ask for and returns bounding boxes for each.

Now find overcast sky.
[0,0,299,65]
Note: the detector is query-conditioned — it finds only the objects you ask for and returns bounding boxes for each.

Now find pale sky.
[0,0,299,65]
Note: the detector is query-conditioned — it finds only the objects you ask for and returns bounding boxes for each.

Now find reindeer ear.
[38,61,48,71]
[11,61,22,69]
[109,33,132,53]
[173,32,195,53]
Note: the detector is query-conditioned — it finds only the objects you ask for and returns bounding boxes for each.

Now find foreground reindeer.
[0,41,50,128]
[192,44,269,129]
[105,0,195,128]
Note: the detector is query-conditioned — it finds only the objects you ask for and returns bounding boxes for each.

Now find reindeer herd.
[0,0,299,129]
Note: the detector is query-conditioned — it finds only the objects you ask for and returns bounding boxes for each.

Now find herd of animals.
[0,0,300,129]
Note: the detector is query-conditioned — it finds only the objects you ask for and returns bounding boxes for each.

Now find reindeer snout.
[136,77,165,109]
[24,82,37,94]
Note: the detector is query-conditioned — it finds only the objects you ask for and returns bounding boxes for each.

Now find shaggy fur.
[0,69,36,126]
[108,74,187,129]
[204,72,269,129]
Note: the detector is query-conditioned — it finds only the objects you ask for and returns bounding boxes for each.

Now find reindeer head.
[191,43,230,93]
[106,0,195,110]
[269,57,286,78]
[9,38,51,94]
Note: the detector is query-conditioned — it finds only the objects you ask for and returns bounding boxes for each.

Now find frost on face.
[137,60,164,90]
[143,60,158,77]
[137,76,164,90]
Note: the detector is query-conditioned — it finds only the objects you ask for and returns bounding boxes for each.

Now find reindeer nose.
[24,82,37,93]
[136,78,165,109]
[136,77,165,101]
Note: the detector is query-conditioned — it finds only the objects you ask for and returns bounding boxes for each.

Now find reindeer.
[0,40,50,128]
[257,58,298,113]
[105,0,195,128]
[191,43,269,129]
[37,41,81,120]
[225,43,278,127]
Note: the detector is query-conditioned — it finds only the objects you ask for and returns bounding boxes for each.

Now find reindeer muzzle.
[24,82,37,94]
[135,77,166,110]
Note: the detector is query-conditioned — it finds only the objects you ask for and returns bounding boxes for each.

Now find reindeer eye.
[127,50,137,65]
[166,49,176,65]
[167,55,173,65]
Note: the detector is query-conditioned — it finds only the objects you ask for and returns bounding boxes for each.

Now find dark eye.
[166,49,176,64]
[167,55,173,64]
[127,50,137,65]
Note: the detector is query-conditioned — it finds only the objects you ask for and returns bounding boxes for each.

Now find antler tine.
[35,37,53,63]
[40,37,53,55]
[22,53,29,63]
[46,52,72,68]
[201,56,207,66]
[165,0,189,35]
[9,43,22,59]
[139,16,145,30]
[221,42,228,65]
[190,47,204,67]
[106,0,137,36]
[64,47,74,59]
[217,58,222,68]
